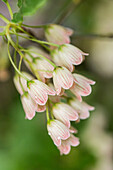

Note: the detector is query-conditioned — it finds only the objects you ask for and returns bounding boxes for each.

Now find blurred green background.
[0,0,113,170]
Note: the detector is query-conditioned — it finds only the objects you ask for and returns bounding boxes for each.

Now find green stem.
[0,32,5,36]
[18,56,22,71]
[21,23,48,28]
[46,102,50,122]
[0,13,9,23]
[6,1,13,19]
[7,41,28,81]
[11,31,59,47]
[13,34,18,65]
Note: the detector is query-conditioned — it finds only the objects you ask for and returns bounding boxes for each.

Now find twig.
[72,32,113,40]
[55,0,86,24]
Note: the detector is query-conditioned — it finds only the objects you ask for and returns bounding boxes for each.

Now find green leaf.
[12,0,47,23]
[2,0,7,3]
[18,0,47,16]
[12,12,23,23]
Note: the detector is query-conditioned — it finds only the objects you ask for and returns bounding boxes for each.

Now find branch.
[72,32,113,40]
[55,0,86,24]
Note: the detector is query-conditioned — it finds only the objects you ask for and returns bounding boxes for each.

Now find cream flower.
[21,92,37,120]
[58,134,80,155]
[70,73,95,101]
[52,102,78,128]
[47,120,70,146]
[27,80,56,105]
[69,98,95,119]
[53,66,74,95]
[45,24,73,45]
[52,44,89,72]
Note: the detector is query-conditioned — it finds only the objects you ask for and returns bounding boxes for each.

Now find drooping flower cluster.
[13,24,95,155]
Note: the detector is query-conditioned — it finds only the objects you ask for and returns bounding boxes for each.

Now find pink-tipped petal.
[21,93,37,120]
[67,134,80,147]
[47,120,70,146]
[58,144,71,155]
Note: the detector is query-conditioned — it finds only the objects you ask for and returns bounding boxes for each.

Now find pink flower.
[53,66,74,95]
[58,134,80,155]
[24,47,54,82]
[70,73,95,101]
[69,98,95,119]
[27,80,56,105]
[45,24,73,45]
[52,103,78,128]
[47,120,70,146]
[13,72,34,95]
[21,92,37,120]
[52,44,89,72]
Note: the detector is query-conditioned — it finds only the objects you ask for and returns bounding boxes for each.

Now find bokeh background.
[0,0,113,169]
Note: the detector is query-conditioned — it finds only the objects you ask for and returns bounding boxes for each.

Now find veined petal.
[52,103,78,128]
[66,134,80,147]
[21,93,37,120]
[45,24,73,45]
[73,73,96,86]
[27,80,48,105]
[69,98,95,119]
[13,72,34,95]
[56,67,73,90]
[47,120,70,146]
[58,143,71,155]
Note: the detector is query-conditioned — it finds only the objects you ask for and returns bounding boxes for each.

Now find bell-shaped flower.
[70,73,95,101]
[52,103,78,128]
[27,80,56,105]
[47,120,70,146]
[53,66,74,95]
[58,134,80,155]
[24,47,54,82]
[21,92,37,120]
[45,24,73,45]
[69,98,95,119]
[35,58,54,81]
[52,44,89,72]
[13,72,34,95]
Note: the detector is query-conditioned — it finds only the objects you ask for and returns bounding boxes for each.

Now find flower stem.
[21,23,48,29]
[7,41,28,81]
[11,31,59,47]
[46,102,50,123]
[0,13,9,23]
[6,1,13,19]
[22,49,57,68]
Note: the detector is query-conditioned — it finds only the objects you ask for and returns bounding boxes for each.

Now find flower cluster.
[13,24,95,155]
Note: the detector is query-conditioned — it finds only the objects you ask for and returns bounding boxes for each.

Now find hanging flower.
[69,98,95,119]
[58,134,80,155]
[27,80,56,105]
[53,66,74,95]
[45,24,73,45]
[52,102,78,128]
[47,120,70,146]
[52,44,89,72]
[24,47,54,82]
[21,92,37,120]
[70,73,95,101]
[13,72,34,95]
